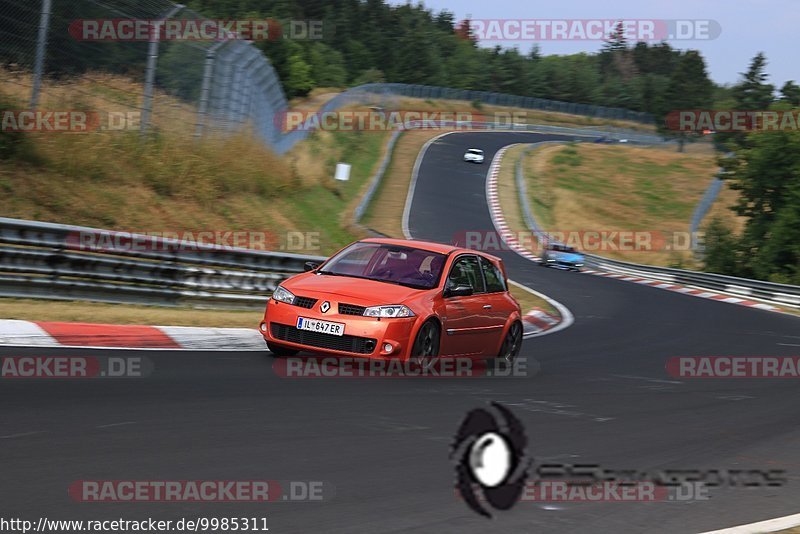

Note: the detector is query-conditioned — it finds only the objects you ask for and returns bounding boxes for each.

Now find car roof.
[466,148,483,152]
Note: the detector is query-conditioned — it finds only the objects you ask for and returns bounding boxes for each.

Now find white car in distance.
[463,148,484,164]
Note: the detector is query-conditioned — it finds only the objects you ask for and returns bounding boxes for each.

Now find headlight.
[271,285,296,304]
[363,305,415,318]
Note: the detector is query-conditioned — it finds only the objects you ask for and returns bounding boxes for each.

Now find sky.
[389,0,797,88]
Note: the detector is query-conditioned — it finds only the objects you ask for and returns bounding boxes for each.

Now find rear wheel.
[410,320,440,369]
[497,322,522,363]
[267,342,299,357]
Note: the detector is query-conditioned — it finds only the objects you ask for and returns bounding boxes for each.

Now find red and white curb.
[522,307,560,334]
[0,316,558,349]
[486,144,540,262]
[0,320,265,350]
[582,269,782,312]
[487,145,790,316]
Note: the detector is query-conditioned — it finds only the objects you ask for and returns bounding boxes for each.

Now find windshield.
[319,242,446,289]
[467,149,483,154]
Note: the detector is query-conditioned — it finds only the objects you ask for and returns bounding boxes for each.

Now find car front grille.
[293,296,318,309]
[270,323,376,354]
[338,303,367,316]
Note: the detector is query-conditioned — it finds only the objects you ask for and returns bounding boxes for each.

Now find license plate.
[296,317,345,336]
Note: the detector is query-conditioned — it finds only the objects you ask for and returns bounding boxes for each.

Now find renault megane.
[259,238,523,366]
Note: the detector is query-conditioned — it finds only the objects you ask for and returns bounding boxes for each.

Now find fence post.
[29,0,52,109]
[195,39,228,139]
[140,4,184,134]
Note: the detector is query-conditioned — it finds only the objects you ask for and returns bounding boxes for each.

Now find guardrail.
[585,254,800,308]
[510,144,800,309]
[0,217,325,310]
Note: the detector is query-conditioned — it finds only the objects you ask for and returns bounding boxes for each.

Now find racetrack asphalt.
[2,131,799,533]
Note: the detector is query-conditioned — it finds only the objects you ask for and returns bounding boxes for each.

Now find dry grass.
[0,69,396,255]
[0,298,260,327]
[519,143,745,266]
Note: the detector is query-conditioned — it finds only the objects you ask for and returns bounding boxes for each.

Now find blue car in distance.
[539,243,585,271]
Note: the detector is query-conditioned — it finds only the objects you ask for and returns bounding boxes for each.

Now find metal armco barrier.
[585,254,800,308]
[0,217,325,310]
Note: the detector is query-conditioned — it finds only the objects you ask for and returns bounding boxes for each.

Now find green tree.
[780,81,800,106]
[702,218,740,275]
[722,130,800,281]
[732,53,775,110]
[658,51,714,151]
[306,43,347,88]
[284,49,313,97]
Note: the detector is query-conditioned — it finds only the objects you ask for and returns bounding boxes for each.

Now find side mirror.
[304,261,320,272]
[445,284,473,297]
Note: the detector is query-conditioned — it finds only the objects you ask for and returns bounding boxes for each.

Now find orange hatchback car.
[260,238,523,366]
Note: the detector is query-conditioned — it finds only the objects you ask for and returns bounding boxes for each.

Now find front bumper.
[261,299,418,360]
[544,259,583,270]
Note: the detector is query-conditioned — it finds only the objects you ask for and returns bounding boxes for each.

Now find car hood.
[283,273,426,304]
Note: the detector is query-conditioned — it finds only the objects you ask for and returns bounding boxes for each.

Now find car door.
[478,256,514,351]
[441,255,498,356]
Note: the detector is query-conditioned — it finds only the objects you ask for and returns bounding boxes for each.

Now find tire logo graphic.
[450,402,530,517]
[320,301,330,313]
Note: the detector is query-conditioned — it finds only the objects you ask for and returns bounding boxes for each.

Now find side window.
[480,257,506,292]
[446,256,486,293]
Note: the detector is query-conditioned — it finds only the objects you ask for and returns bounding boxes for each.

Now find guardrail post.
[29,0,51,109]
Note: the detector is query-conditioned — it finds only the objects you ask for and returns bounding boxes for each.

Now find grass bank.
[518,143,743,267]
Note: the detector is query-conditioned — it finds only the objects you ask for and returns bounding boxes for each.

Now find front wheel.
[497,321,522,363]
[410,320,440,369]
[267,342,299,357]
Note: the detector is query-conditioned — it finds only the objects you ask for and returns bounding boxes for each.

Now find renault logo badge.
[320,301,331,313]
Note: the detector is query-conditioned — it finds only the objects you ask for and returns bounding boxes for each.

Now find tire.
[410,320,440,369]
[267,342,299,357]
[497,321,523,363]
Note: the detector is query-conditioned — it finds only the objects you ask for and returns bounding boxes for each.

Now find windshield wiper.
[317,270,349,277]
